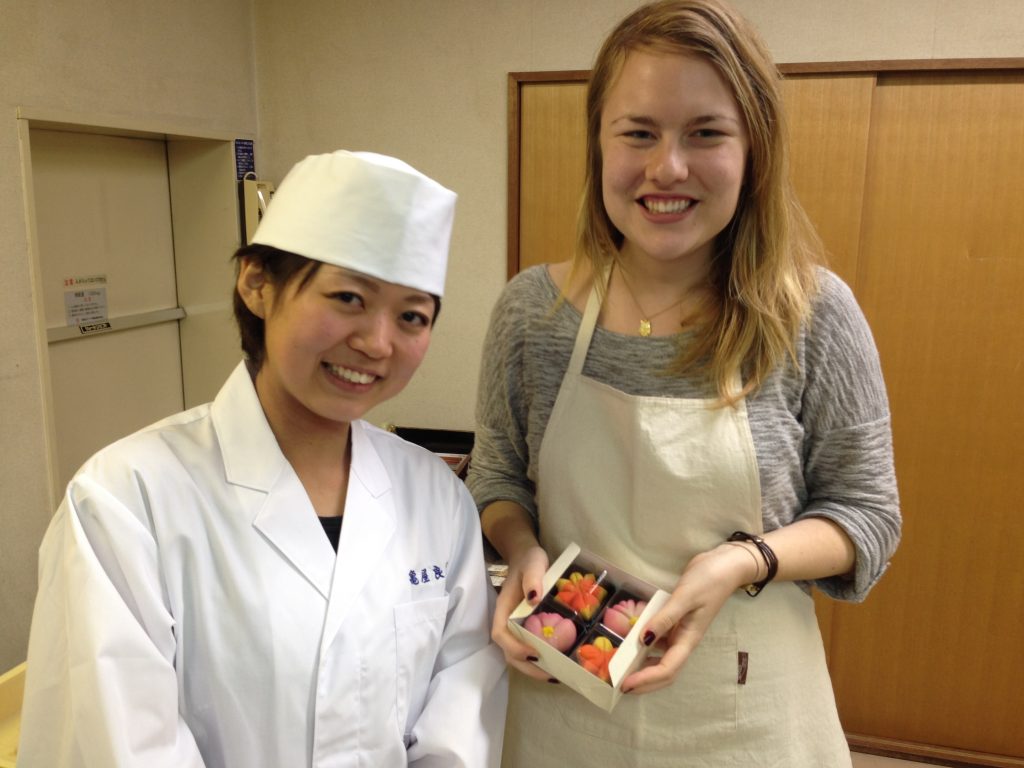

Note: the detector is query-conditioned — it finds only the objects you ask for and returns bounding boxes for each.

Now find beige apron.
[501,274,851,767]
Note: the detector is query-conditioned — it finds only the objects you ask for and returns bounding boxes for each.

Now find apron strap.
[566,265,611,377]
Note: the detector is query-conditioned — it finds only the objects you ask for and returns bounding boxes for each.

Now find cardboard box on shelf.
[507,542,670,712]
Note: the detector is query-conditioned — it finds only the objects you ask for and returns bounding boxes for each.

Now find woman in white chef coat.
[19,150,507,767]
[468,0,900,765]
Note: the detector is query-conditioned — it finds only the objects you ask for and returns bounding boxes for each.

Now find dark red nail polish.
[643,630,656,646]
[527,590,538,601]
[547,678,559,684]
[527,655,539,662]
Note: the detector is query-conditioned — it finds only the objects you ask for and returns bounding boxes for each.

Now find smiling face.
[237,259,435,437]
[599,49,749,272]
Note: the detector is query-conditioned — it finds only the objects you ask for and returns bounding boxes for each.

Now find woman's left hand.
[620,542,756,695]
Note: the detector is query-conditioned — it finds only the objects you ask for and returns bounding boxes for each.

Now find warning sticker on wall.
[63,275,108,327]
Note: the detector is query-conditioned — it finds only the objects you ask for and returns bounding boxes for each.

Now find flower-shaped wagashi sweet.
[602,598,648,637]
[577,636,617,682]
[554,571,608,620]
[524,612,577,652]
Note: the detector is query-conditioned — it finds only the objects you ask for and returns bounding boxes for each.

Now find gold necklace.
[615,261,687,337]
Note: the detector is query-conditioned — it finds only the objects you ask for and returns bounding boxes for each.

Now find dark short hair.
[231,244,441,370]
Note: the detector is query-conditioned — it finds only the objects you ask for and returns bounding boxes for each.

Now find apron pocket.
[554,632,739,753]
[394,596,450,739]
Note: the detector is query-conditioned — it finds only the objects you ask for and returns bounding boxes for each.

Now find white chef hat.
[251,150,456,296]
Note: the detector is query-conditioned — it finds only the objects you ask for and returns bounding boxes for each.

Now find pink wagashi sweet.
[577,636,617,682]
[523,611,577,652]
[601,598,648,637]
[554,571,608,620]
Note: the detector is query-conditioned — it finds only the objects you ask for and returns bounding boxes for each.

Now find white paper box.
[507,542,671,712]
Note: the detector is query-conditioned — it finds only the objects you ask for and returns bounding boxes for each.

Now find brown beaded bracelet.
[728,531,778,597]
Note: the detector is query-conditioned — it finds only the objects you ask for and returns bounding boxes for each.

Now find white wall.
[0,0,258,671]
[1,0,1021,672]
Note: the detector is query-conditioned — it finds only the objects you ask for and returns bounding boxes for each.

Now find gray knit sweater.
[466,266,900,602]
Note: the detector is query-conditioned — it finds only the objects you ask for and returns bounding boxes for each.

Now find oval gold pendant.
[639,319,652,337]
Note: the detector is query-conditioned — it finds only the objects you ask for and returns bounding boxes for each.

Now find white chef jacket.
[18,362,507,768]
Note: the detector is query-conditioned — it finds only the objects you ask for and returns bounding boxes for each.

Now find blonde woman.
[468,1,899,764]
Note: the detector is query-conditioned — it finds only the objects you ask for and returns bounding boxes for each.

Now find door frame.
[17,107,251,506]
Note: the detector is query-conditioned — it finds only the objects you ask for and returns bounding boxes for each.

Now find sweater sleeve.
[800,272,901,601]
[465,269,544,521]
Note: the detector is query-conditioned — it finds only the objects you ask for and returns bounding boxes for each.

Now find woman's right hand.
[491,544,552,680]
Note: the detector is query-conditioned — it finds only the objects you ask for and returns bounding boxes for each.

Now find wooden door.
[512,77,588,274]
[778,74,876,665]
[509,72,877,284]
[510,64,1024,766]
[825,71,1024,761]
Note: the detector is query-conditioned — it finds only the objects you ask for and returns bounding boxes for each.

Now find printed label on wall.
[63,275,108,327]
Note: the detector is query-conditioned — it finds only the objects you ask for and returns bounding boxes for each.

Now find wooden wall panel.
[780,74,875,287]
[517,82,587,272]
[780,74,876,665]
[826,72,1024,757]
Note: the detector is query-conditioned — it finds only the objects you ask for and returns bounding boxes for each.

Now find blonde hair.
[574,0,822,404]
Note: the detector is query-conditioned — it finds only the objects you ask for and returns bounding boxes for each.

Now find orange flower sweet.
[554,571,608,620]
[577,636,617,682]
